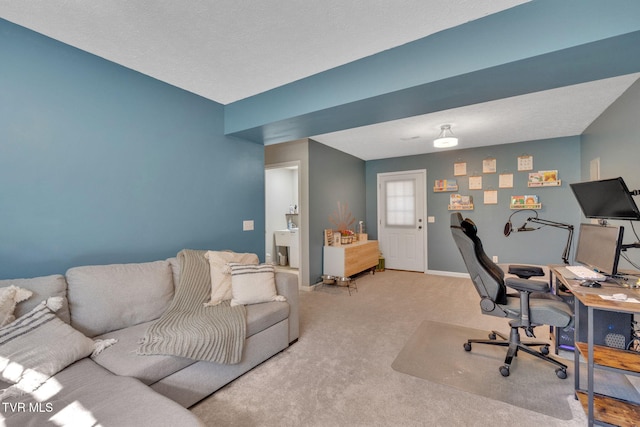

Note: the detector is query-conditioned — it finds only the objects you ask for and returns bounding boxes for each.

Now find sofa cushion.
[91,303,289,384]
[0,275,70,324]
[92,321,196,385]
[229,263,286,306]
[0,285,32,327]
[0,358,203,427]
[66,260,174,337]
[204,251,259,306]
[0,297,95,399]
[246,300,289,337]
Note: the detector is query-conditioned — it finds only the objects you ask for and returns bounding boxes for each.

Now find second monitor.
[574,223,624,278]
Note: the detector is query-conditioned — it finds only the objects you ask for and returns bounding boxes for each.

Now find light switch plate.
[243,220,254,231]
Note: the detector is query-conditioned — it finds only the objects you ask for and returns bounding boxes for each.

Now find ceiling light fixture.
[434,124,458,148]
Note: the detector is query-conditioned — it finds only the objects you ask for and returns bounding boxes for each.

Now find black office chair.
[450,212,572,378]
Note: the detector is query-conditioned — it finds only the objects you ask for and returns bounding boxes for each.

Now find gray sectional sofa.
[0,256,299,426]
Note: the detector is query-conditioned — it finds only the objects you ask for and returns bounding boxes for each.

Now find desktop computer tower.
[554,291,632,351]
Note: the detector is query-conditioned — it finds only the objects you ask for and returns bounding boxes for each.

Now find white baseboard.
[425,269,470,279]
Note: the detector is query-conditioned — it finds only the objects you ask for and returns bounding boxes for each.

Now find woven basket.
[341,235,353,245]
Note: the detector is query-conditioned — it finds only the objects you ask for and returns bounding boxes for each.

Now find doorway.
[265,163,300,275]
[377,170,427,272]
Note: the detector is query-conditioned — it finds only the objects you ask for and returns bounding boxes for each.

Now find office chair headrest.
[460,218,478,238]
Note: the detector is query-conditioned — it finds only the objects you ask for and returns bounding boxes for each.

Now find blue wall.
[366,137,582,273]
[0,19,265,279]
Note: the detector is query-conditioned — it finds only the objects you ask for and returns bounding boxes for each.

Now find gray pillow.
[0,297,95,401]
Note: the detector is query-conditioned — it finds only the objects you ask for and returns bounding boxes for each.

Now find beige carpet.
[191,271,593,426]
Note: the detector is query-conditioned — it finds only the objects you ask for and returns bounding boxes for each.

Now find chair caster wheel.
[464,342,472,352]
[499,366,510,377]
[555,368,567,379]
[541,345,550,355]
[488,333,497,340]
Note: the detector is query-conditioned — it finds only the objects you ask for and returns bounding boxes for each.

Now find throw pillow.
[229,263,287,306]
[0,285,33,327]
[204,251,259,306]
[0,297,96,401]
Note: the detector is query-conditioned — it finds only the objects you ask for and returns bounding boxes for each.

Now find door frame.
[376,169,428,272]
[265,161,305,287]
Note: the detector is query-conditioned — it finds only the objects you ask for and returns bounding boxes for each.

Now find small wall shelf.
[510,203,542,210]
[448,204,474,211]
[434,186,459,192]
[528,180,561,187]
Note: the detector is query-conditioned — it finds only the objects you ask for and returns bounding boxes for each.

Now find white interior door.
[377,170,426,272]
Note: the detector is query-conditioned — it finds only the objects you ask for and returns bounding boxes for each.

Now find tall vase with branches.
[329,201,356,243]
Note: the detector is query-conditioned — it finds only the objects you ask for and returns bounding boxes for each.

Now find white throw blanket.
[137,249,246,364]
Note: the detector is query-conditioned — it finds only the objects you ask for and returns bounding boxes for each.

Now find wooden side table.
[323,240,378,278]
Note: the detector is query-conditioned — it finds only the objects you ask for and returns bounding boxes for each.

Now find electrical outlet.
[242,220,254,231]
[492,255,498,263]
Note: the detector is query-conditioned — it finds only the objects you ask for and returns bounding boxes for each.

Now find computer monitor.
[574,223,624,277]
[569,177,640,220]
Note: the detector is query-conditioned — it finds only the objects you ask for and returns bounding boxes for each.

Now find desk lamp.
[504,210,574,264]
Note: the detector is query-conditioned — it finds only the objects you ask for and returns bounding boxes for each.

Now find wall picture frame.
[454,162,467,176]
[469,175,482,190]
[499,173,514,188]
[482,158,496,174]
[517,155,533,171]
[484,190,498,204]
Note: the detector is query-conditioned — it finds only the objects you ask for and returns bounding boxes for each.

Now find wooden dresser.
[323,240,379,278]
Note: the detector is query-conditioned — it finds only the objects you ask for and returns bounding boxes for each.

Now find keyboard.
[565,265,606,281]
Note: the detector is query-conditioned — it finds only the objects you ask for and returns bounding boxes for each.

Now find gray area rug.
[392,319,639,421]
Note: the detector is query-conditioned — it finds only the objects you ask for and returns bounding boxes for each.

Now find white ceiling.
[1,0,638,160]
[312,74,640,160]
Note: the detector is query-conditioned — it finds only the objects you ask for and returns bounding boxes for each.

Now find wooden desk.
[550,266,640,426]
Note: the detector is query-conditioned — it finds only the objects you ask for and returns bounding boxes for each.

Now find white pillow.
[204,251,259,306]
[0,285,33,327]
[229,263,286,306]
[0,297,96,401]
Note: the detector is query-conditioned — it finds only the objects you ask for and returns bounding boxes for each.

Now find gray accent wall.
[309,140,366,284]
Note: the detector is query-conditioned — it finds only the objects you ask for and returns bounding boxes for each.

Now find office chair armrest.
[506,277,550,332]
[504,277,549,294]
[507,264,544,279]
